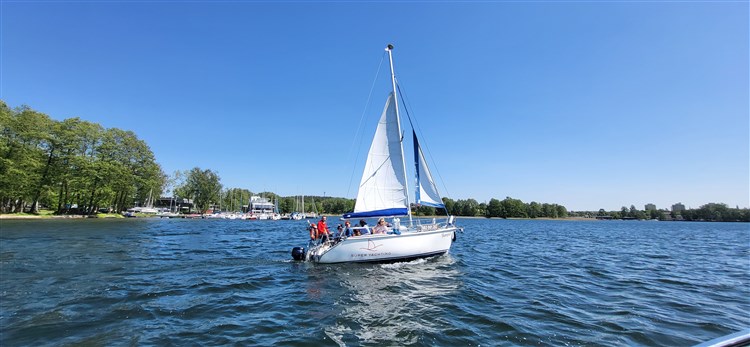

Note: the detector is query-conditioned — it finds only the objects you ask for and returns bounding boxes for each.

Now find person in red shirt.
[317,216,330,243]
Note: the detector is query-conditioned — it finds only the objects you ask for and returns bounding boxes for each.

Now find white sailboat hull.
[307,226,457,264]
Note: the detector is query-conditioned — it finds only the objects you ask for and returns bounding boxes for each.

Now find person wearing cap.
[372,217,389,234]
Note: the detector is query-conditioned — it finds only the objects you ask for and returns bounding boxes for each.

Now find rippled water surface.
[1,218,748,346]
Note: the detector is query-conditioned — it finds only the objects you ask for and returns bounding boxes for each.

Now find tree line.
[5,101,745,222]
[170,167,568,218]
[152,166,750,222]
[566,203,750,222]
[679,203,749,222]
[414,197,568,218]
[0,101,165,214]
[0,99,570,218]
[163,168,357,214]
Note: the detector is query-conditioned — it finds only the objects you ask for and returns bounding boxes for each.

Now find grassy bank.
[0,210,126,219]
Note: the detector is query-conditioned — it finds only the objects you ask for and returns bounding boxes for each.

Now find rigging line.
[396,82,453,202]
[345,52,386,199]
[358,155,392,188]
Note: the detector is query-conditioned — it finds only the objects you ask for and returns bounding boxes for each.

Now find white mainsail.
[345,92,409,218]
[414,131,445,208]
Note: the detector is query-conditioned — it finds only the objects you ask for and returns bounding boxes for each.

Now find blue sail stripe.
[413,130,421,206]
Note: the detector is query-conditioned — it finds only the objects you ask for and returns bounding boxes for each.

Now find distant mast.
[385,44,413,226]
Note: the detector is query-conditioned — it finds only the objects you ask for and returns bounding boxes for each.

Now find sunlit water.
[1,218,748,346]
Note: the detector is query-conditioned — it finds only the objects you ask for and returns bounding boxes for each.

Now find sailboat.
[129,189,159,214]
[291,44,462,263]
[290,196,304,220]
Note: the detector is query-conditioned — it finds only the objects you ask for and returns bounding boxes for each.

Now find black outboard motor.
[291,247,306,261]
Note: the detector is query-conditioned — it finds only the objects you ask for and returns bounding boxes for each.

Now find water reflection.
[323,255,463,345]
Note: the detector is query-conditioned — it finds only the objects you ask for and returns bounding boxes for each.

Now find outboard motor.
[291,247,306,261]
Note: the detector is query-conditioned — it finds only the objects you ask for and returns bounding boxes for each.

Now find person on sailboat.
[357,219,369,235]
[334,224,344,241]
[332,223,351,243]
[349,220,362,236]
[309,224,318,241]
[372,218,390,234]
[317,216,330,242]
[341,221,354,238]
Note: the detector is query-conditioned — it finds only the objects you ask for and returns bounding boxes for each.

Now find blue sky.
[2,1,748,211]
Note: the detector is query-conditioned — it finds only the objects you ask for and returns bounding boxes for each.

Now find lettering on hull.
[351,252,393,258]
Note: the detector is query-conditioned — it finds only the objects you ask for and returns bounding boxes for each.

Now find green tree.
[501,197,527,218]
[442,197,455,216]
[279,196,295,214]
[477,202,487,217]
[528,201,542,218]
[0,101,162,215]
[220,188,252,212]
[487,198,503,218]
[459,199,479,216]
[648,209,660,220]
[414,204,436,216]
[93,128,164,214]
[176,168,222,213]
[0,105,49,212]
[541,203,558,218]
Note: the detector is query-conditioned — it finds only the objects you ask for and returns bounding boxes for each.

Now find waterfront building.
[250,196,274,214]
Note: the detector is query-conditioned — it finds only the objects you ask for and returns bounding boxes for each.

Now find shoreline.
[4,214,741,222]
[0,214,121,220]
[0,214,595,221]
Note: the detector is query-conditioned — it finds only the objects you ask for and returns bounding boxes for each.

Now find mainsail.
[344,92,409,218]
[414,131,445,208]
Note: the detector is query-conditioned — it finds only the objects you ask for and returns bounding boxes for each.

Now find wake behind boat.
[291,44,462,264]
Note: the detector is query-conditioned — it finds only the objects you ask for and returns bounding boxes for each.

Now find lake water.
[1,218,748,346]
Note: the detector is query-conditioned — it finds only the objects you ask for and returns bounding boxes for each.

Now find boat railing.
[694,329,750,347]
[308,237,330,249]
[411,216,455,228]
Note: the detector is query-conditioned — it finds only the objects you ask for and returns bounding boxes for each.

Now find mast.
[386,44,413,226]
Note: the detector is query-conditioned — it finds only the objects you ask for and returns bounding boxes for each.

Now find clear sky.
[2,1,748,211]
